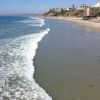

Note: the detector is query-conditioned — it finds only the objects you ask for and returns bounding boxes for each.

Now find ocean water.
[0,16,52,100]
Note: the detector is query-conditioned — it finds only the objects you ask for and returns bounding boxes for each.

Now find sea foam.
[0,27,52,100]
[19,16,45,27]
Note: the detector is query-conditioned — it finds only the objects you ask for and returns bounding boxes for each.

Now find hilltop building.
[77,4,89,10]
[93,2,100,8]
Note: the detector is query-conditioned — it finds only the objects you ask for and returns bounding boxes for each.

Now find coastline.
[44,16,100,31]
[34,18,100,100]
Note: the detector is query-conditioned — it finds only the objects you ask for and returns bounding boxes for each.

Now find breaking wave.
[0,16,52,100]
[18,17,45,27]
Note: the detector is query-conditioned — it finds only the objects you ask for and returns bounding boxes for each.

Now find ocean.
[1,16,100,100]
[0,16,52,100]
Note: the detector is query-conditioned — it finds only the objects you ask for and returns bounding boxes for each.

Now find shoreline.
[34,18,100,100]
[44,16,100,32]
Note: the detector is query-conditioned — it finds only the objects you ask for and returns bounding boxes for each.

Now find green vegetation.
[90,7,100,16]
[44,7,100,17]
[44,8,85,17]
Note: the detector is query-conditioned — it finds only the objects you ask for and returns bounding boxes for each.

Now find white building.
[77,4,89,10]
[93,2,100,8]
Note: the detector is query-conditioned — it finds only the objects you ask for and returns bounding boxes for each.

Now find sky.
[0,0,99,15]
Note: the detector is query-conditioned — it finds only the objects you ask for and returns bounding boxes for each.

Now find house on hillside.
[93,2,100,8]
[77,4,89,10]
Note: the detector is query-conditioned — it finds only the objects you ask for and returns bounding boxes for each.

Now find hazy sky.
[0,0,99,14]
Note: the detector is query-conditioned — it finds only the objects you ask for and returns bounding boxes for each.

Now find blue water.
[0,16,51,100]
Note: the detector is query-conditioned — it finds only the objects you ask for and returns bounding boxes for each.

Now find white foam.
[30,17,45,27]
[0,28,52,100]
[22,28,50,80]
[18,16,45,27]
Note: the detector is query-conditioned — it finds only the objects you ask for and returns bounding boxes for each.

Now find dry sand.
[45,16,100,31]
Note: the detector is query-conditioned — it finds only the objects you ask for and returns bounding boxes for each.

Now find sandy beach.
[35,18,100,100]
[45,16,100,31]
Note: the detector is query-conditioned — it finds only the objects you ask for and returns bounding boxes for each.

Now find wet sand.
[34,19,100,100]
